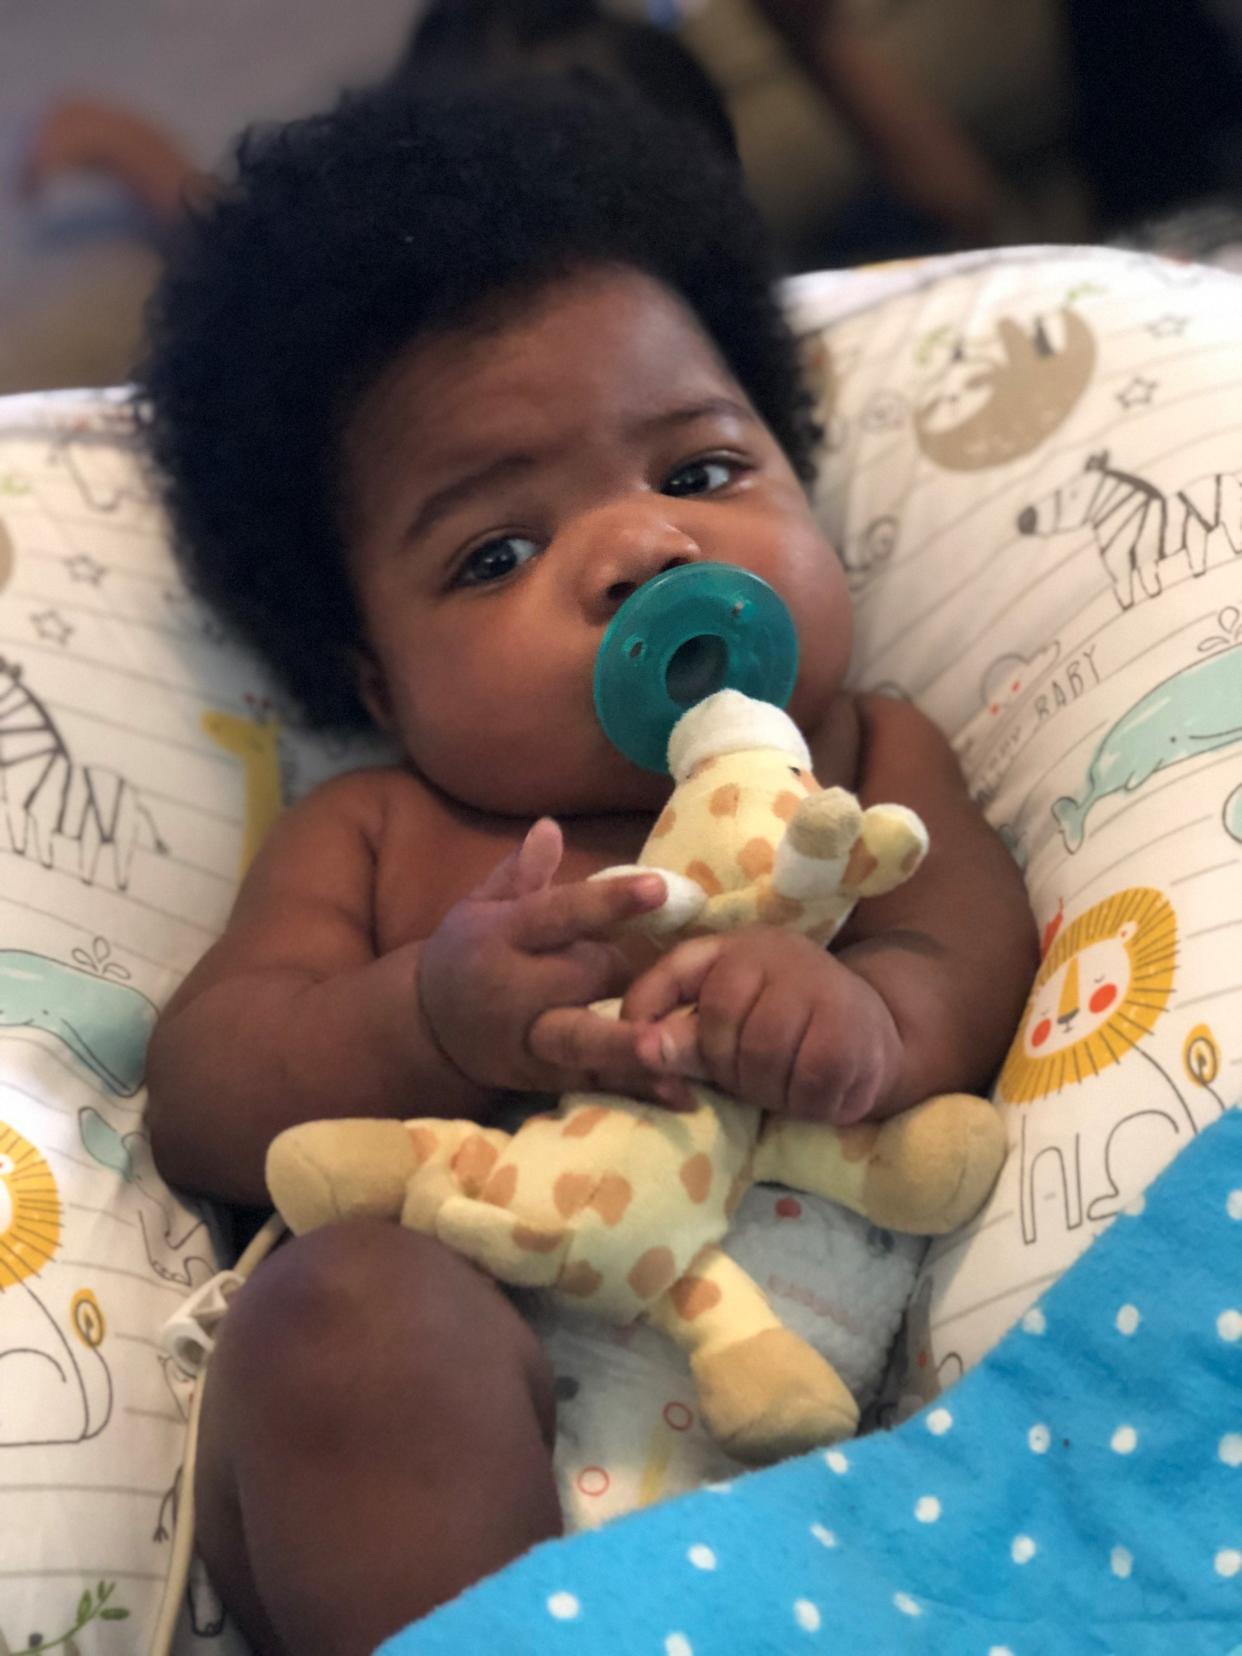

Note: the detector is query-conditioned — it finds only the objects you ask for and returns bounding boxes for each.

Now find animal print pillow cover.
[0,391,384,1653]
[786,245,1242,1416]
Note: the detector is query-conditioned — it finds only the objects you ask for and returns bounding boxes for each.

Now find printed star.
[1116,376,1158,409]
[31,608,74,646]
[1148,314,1189,338]
[64,553,106,584]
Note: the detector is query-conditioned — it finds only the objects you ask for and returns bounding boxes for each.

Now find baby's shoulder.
[854,690,960,780]
[288,765,523,909]
[810,689,952,792]
[852,691,981,836]
[273,764,452,867]
[284,763,430,828]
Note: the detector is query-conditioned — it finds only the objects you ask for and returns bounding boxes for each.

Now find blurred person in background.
[746,0,1009,249]
[17,1,738,246]
[16,0,1010,278]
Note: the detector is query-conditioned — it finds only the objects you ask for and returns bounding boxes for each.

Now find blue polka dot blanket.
[378,1110,1242,1656]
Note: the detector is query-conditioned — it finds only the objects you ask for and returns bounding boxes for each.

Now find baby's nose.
[573,501,702,619]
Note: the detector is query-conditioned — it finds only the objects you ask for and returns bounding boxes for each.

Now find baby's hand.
[418,819,668,1096]
[622,928,903,1124]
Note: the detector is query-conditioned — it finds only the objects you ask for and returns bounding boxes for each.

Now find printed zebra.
[1016,450,1242,608]
[0,658,167,890]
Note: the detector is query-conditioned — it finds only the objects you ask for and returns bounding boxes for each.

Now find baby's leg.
[194,1221,561,1656]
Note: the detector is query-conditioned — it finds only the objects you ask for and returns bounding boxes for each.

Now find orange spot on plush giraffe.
[267,692,1007,1466]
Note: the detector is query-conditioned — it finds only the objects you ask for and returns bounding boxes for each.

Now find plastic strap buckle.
[159,1269,247,1378]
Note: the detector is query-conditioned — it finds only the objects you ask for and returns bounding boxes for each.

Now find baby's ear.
[352,646,395,735]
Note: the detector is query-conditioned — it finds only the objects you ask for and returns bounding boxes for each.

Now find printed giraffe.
[268,693,1006,1464]
[201,707,283,874]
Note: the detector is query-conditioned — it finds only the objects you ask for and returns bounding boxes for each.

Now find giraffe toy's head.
[666,690,812,783]
[631,690,929,946]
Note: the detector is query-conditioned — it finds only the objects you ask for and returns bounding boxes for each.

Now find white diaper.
[525,1185,923,1532]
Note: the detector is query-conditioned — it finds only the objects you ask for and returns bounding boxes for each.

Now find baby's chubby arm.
[146,777,666,1206]
[829,693,1039,1115]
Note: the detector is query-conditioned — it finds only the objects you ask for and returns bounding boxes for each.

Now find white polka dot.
[1215,1549,1242,1578]
[810,1523,837,1548]
[893,1592,922,1617]
[1218,1310,1242,1342]
[547,1591,580,1620]
[1220,1434,1242,1467]
[915,1496,942,1523]
[1123,1193,1146,1218]
[1028,1424,1051,1454]
[1228,1190,1242,1221]
[705,1481,733,1494]
[1110,1546,1133,1579]
[1011,1535,1037,1564]
[1022,1308,1046,1335]
[989,1648,1016,1656]
[926,1407,953,1435]
[824,1449,850,1474]
[793,1599,821,1632]
[665,1637,693,1656]
[1111,1425,1138,1455]
[688,1544,717,1572]
[1115,1304,1141,1336]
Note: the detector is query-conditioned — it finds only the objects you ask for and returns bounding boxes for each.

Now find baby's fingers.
[476,817,564,902]
[527,1008,698,1109]
[517,872,666,952]
[622,935,726,1022]
[634,1014,709,1080]
[547,940,635,1007]
[527,1006,649,1091]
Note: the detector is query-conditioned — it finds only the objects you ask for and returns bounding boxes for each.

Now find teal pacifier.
[593,563,799,773]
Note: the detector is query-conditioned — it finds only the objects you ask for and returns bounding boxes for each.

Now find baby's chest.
[370,803,652,950]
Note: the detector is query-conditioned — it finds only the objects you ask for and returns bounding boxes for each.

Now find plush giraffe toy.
[267,691,1007,1464]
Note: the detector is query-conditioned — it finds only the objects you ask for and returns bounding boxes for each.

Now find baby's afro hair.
[138,75,820,726]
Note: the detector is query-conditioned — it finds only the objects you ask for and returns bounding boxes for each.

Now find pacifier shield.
[593,563,798,772]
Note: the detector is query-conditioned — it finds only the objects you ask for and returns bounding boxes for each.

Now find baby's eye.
[662,457,739,498]
[455,535,540,588]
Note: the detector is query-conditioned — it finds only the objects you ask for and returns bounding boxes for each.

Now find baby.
[140,77,1037,1656]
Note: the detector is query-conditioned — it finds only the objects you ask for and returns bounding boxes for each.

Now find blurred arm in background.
[750,0,1010,245]
[17,96,207,232]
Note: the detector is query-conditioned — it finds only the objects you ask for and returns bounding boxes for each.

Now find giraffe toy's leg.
[268,1118,430,1234]
[399,1123,513,1230]
[266,1119,505,1236]
[647,1244,857,1464]
[432,1190,574,1289]
[752,1093,1007,1235]
[845,804,928,898]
